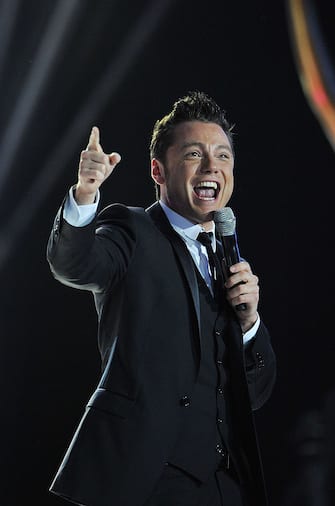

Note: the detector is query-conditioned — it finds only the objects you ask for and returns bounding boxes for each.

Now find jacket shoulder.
[97,203,149,227]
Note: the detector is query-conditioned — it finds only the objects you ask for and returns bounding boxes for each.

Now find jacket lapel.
[146,202,201,338]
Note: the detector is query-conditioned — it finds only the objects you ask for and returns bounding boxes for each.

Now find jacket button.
[256,352,265,369]
[179,395,191,407]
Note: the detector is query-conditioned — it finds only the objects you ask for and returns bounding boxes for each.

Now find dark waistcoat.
[168,271,237,483]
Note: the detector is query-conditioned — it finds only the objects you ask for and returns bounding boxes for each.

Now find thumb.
[86,126,102,152]
[108,152,121,167]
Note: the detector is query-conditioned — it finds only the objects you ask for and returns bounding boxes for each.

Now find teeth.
[196,181,218,189]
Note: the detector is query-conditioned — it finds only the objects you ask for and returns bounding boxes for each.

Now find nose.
[200,153,218,173]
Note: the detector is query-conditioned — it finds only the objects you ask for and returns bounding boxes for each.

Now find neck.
[200,221,214,232]
[159,200,214,232]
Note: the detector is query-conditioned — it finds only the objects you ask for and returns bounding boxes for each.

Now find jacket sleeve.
[244,321,276,411]
[46,201,137,293]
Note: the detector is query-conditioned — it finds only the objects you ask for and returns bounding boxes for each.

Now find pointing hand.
[75,126,121,205]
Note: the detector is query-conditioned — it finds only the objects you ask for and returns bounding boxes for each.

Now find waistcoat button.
[179,395,191,407]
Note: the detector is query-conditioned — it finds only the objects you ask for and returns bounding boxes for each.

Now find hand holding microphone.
[214,208,260,326]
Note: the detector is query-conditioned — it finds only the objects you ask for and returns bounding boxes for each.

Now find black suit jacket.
[47,201,276,506]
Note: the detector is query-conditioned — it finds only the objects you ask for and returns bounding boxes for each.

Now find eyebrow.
[181,141,233,153]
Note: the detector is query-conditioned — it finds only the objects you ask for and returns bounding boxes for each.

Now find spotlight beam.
[0,0,82,192]
[0,0,176,270]
[0,0,20,76]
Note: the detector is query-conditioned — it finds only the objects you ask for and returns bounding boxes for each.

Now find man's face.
[152,121,234,226]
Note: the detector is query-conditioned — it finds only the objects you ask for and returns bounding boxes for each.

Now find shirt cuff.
[242,315,261,345]
[63,186,100,227]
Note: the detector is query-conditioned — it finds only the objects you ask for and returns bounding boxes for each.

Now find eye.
[217,152,231,160]
[185,151,202,159]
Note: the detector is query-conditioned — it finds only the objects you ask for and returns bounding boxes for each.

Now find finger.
[80,160,107,176]
[81,150,107,165]
[86,126,102,152]
[82,169,105,184]
[227,289,258,313]
[229,261,250,274]
[108,152,121,167]
[229,285,259,313]
[225,273,249,290]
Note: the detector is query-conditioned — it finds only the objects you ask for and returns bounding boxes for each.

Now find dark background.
[1,1,334,505]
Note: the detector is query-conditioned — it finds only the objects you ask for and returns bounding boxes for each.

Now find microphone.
[214,207,247,311]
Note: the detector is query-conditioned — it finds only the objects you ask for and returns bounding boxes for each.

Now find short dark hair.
[150,91,234,162]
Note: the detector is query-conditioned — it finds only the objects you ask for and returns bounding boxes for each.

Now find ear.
[151,158,166,185]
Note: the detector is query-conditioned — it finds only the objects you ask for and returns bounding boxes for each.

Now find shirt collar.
[159,200,216,249]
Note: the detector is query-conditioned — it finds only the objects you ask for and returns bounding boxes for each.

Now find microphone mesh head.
[213,207,236,236]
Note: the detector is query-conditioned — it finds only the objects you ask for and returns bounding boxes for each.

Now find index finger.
[86,126,102,152]
[229,261,250,274]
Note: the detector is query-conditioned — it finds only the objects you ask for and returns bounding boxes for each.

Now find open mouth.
[193,181,220,201]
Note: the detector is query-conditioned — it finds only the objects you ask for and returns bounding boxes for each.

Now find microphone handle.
[220,233,247,311]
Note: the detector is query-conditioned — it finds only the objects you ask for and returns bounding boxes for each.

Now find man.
[47,91,276,506]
